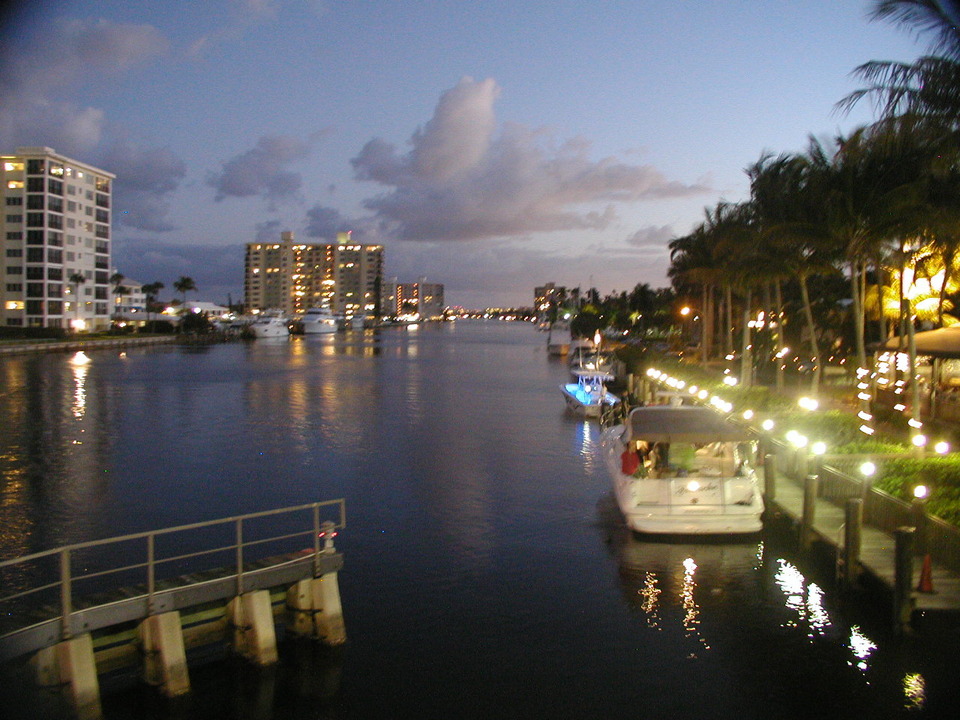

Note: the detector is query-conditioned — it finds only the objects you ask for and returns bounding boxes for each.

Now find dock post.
[841,498,863,589]
[137,611,190,697]
[800,474,819,551]
[228,590,279,666]
[31,634,102,720]
[286,572,346,646]
[893,527,916,633]
[763,453,776,505]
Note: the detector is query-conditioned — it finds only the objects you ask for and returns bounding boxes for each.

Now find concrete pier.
[0,500,347,713]
[228,590,279,666]
[138,611,190,697]
[286,573,346,646]
[31,634,101,720]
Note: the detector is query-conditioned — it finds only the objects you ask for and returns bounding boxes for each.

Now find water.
[1,321,958,718]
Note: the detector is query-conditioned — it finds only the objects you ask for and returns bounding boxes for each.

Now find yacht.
[601,405,763,535]
[249,313,290,338]
[301,307,338,334]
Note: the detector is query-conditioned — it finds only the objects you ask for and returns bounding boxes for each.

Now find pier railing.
[0,499,345,662]
[767,440,960,573]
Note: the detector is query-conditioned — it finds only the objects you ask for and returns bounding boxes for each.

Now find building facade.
[382,278,445,320]
[244,231,384,318]
[2,147,114,330]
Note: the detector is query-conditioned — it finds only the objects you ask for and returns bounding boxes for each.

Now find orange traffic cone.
[917,553,935,593]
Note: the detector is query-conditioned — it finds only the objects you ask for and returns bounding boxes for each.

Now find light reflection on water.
[0,322,955,718]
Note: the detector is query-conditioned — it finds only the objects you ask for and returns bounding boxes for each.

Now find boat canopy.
[625,406,753,444]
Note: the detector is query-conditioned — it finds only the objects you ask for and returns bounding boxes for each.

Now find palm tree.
[141,281,164,329]
[839,1,960,135]
[173,276,197,307]
[748,150,855,393]
[68,272,86,329]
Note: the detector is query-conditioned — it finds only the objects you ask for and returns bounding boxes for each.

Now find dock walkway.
[767,475,960,615]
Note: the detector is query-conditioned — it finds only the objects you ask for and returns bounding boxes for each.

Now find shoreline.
[0,334,182,356]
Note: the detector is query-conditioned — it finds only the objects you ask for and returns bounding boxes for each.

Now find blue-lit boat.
[561,369,619,417]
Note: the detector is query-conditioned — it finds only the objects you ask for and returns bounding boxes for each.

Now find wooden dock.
[765,473,960,619]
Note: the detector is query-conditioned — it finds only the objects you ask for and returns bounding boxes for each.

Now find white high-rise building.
[244,231,384,318]
[1,147,114,330]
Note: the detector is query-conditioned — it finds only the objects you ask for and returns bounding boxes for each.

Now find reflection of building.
[1,147,115,330]
[382,278,445,320]
[243,231,383,318]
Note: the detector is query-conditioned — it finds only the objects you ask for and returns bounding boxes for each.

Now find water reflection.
[848,625,876,673]
[773,558,832,637]
[903,672,926,711]
[605,516,760,659]
[71,359,88,419]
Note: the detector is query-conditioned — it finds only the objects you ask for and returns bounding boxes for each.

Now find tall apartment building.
[244,231,384,318]
[382,278,445,320]
[2,147,114,330]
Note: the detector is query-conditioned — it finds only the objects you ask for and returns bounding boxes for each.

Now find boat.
[348,314,367,330]
[569,348,615,378]
[547,322,572,356]
[249,313,290,338]
[600,405,763,535]
[561,369,620,417]
[301,307,338,334]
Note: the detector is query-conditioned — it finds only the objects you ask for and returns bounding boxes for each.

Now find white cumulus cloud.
[351,77,709,242]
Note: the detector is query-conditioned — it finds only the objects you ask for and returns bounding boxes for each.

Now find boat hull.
[601,422,763,536]
[560,383,618,417]
[302,323,337,334]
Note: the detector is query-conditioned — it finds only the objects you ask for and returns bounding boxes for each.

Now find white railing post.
[313,504,322,576]
[59,548,72,640]
[147,534,156,615]
[235,518,244,596]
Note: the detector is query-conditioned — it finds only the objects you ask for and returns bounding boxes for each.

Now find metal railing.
[767,440,960,573]
[0,499,345,648]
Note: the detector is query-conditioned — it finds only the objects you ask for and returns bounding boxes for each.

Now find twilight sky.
[0,1,923,308]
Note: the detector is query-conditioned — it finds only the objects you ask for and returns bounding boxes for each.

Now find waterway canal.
[0,321,957,718]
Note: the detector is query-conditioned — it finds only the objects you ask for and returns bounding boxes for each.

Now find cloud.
[112,239,244,305]
[304,205,354,239]
[104,141,187,232]
[208,135,310,208]
[0,18,167,155]
[255,219,284,242]
[351,77,710,242]
[624,225,675,251]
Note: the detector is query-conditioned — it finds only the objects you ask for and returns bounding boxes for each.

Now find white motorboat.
[249,314,290,338]
[301,307,338,334]
[561,369,620,417]
[547,323,572,356]
[348,314,367,330]
[601,405,763,535]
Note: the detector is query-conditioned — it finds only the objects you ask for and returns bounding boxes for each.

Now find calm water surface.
[1,321,958,719]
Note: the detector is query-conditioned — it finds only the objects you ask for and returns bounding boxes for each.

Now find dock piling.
[31,634,102,720]
[286,573,346,646]
[841,499,863,590]
[801,474,819,550]
[763,454,776,505]
[228,591,279,666]
[893,527,916,633]
[137,611,190,697]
